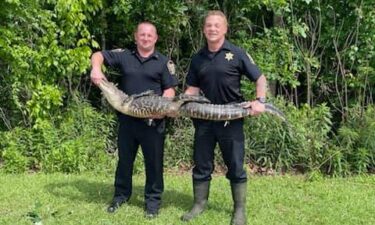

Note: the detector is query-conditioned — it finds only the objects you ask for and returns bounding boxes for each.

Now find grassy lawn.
[0,171,374,225]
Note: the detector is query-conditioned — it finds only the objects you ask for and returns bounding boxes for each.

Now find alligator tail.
[180,102,250,120]
[180,102,286,121]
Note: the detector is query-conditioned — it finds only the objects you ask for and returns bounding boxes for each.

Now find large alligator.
[98,80,286,121]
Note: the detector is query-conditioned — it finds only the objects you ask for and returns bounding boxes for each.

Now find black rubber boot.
[181,180,210,221]
[230,182,247,225]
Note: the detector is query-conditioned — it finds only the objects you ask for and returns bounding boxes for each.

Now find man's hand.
[162,88,178,118]
[90,68,106,85]
[241,100,265,116]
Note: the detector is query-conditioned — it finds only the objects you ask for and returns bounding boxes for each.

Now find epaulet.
[246,52,256,64]
[110,48,125,53]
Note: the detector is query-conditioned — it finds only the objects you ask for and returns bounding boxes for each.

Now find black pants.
[114,115,165,212]
[192,119,247,183]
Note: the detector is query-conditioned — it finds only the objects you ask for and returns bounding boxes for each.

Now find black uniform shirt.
[186,40,262,104]
[102,49,177,95]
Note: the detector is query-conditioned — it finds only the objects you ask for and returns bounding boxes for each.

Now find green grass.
[0,172,374,225]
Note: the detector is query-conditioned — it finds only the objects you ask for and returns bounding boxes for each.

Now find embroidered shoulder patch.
[167,60,176,75]
[246,52,256,64]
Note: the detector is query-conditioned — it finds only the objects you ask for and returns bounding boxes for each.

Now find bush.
[0,128,30,173]
[164,117,195,168]
[2,98,374,177]
[244,98,333,173]
[331,105,375,175]
[0,98,116,173]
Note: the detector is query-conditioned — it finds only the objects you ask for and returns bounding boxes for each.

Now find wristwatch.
[256,97,267,104]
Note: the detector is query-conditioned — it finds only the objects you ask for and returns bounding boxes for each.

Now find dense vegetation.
[1,0,374,176]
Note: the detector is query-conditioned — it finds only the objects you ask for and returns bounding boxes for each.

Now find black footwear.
[107,198,127,213]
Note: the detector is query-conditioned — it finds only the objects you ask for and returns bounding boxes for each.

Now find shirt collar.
[132,49,159,60]
[221,40,232,51]
[200,39,232,56]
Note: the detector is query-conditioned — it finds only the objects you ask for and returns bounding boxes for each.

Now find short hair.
[135,21,158,34]
[204,10,228,27]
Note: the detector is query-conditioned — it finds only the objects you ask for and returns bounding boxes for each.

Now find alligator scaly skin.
[98,80,178,118]
[125,94,179,118]
[98,80,286,121]
[180,102,286,121]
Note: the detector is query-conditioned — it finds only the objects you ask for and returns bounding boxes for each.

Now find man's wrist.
[256,97,266,104]
[91,67,102,72]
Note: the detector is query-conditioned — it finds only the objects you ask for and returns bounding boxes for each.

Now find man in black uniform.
[181,11,267,225]
[90,22,177,218]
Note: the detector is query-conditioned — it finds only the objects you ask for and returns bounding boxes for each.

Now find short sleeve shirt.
[102,49,178,95]
[186,40,262,104]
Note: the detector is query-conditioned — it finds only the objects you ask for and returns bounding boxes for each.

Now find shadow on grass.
[44,179,113,204]
[44,179,225,213]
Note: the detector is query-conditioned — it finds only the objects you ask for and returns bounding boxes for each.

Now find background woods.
[0,0,374,176]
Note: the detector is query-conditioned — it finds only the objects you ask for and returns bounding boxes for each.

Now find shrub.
[0,128,30,173]
[332,105,375,175]
[0,98,116,173]
[164,117,195,168]
[244,98,333,173]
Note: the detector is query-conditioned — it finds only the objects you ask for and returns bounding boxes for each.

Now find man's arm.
[90,51,107,85]
[255,74,267,99]
[242,74,267,116]
[163,86,199,118]
[149,87,176,119]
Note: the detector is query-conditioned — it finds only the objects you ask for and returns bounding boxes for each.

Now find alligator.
[98,79,209,118]
[97,80,286,121]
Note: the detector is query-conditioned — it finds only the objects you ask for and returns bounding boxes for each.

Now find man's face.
[203,15,227,44]
[134,23,158,52]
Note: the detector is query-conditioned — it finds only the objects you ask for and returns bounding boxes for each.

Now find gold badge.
[167,60,176,75]
[225,52,234,61]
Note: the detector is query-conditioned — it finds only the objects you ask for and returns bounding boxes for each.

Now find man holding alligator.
[90,22,177,218]
[181,10,267,225]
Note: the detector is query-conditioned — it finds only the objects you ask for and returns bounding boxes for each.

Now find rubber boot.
[181,180,210,221]
[230,182,247,225]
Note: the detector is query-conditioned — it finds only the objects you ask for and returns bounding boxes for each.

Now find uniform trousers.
[114,115,165,212]
[192,118,247,184]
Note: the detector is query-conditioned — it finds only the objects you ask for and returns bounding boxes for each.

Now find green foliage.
[0,0,101,129]
[107,0,189,52]
[0,99,116,173]
[0,128,29,173]
[245,98,333,173]
[236,28,301,88]
[164,118,195,168]
[330,105,375,176]
[26,82,63,124]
